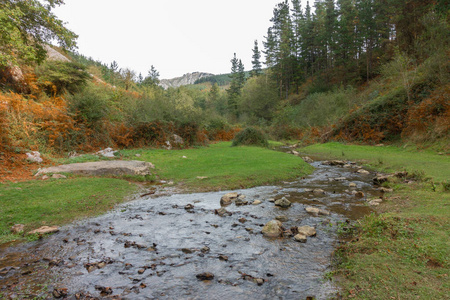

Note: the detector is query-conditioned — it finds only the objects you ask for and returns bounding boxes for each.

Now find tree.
[250,40,262,77]
[120,68,136,91]
[142,65,160,86]
[227,53,243,118]
[0,0,77,66]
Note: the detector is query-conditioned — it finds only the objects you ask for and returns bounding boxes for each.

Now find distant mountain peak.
[159,72,214,89]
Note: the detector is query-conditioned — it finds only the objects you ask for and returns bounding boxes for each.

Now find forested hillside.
[0,0,448,171]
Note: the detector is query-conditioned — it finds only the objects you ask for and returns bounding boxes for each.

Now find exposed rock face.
[35,160,154,177]
[159,72,214,89]
[43,45,71,62]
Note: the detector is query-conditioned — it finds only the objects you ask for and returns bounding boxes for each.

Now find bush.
[232,127,268,147]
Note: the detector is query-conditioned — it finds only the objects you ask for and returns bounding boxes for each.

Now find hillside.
[159,72,214,89]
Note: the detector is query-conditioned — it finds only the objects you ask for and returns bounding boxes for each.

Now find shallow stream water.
[0,160,380,299]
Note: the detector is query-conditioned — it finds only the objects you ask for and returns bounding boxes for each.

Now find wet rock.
[201,246,210,253]
[349,182,357,188]
[220,192,239,206]
[294,234,307,243]
[262,220,284,237]
[268,198,275,203]
[305,206,330,216]
[215,207,232,217]
[181,248,195,254]
[239,218,247,223]
[324,160,346,166]
[196,272,215,280]
[368,199,383,206]
[252,200,262,205]
[28,226,59,235]
[275,215,288,222]
[11,224,25,234]
[357,169,370,175]
[138,269,145,274]
[288,150,300,156]
[274,197,291,208]
[373,174,392,185]
[184,204,194,210]
[52,288,68,298]
[297,226,316,237]
[353,191,365,198]
[95,285,113,296]
[218,255,229,261]
[302,156,314,163]
[235,198,249,206]
[312,189,326,195]
[333,177,346,181]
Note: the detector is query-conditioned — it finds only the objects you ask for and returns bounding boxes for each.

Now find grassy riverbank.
[120,142,313,192]
[300,142,450,299]
[0,142,312,245]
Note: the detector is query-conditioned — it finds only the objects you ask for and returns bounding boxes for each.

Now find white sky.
[53,0,308,79]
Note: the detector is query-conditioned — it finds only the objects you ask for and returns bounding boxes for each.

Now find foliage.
[0,0,77,66]
[232,127,269,147]
[36,61,90,96]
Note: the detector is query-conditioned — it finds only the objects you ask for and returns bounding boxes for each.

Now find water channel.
[0,160,380,299]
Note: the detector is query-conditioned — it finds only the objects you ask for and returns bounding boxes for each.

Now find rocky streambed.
[0,160,384,299]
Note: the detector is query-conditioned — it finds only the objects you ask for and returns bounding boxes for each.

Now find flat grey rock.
[36,160,154,177]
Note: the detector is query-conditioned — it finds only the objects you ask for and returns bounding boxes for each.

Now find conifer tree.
[250,40,262,77]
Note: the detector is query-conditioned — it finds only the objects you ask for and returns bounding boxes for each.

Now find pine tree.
[227,53,241,118]
[142,65,160,86]
[250,40,262,77]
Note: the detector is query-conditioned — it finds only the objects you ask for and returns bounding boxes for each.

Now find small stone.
[334,177,346,181]
[235,198,249,206]
[255,278,264,286]
[312,189,326,195]
[220,192,238,206]
[274,197,291,208]
[268,198,275,203]
[52,174,67,179]
[196,272,214,280]
[201,246,210,253]
[138,269,145,274]
[294,234,307,243]
[181,248,194,254]
[379,187,393,193]
[368,199,383,206]
[218,255,228,261]
[252,200,262,205]
[297,226,316,237]
[354,191,365,198]
[239,218,247,223]
[41,175,49,180]
[184,204,194,210]
[302,157,314,163]
[305,207,320,215]
[349,182,357,188]
[357,169,370,175]
[215,208,232,217]
[135,154,141,157]
[275,215,288,222]
[52,288,68,298]
[11,224,25,234]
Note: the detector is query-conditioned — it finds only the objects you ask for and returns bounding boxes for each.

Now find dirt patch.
[0,153,42,183]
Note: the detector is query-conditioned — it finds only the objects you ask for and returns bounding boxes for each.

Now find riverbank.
[300,142,450,299]
[0,142,313,245]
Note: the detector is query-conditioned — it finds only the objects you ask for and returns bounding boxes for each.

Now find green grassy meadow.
[0,142,312,244]
[300,142,450,299]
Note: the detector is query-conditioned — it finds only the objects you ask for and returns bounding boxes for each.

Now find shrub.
[232,127,268,147]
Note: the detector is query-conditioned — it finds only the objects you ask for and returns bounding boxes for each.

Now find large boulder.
[36,160,154,177]
[262,220,284,237]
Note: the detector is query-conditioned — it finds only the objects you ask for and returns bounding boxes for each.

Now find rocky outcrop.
[159,72,214,89]
[36,160,154,177]
[43,45,71,62]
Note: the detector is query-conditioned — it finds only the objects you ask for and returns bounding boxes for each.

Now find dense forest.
[0,0,448,160]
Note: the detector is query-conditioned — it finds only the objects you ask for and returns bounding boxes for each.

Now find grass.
[0,142,312,245]
[120,141,313,192]
[301,142,450,182]
[300,142,450,299]
[0,177,137,244]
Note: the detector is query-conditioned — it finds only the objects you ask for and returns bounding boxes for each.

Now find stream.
[0,160,381,299]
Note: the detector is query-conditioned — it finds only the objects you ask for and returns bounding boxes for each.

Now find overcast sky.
[53,0,308,79]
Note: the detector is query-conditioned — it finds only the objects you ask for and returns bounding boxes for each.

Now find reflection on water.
[0,161,379,299]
